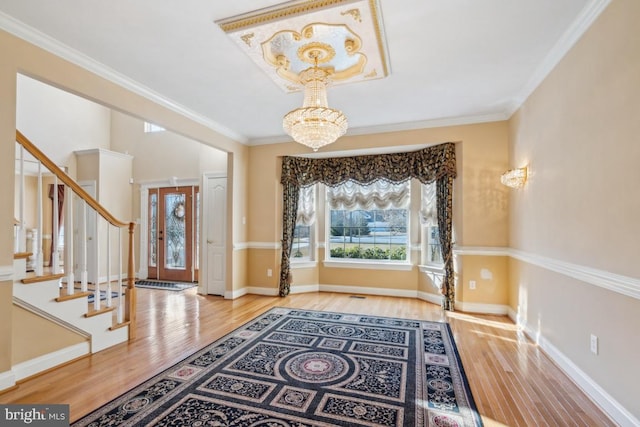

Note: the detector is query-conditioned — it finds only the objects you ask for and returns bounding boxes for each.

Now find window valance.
[281,142,457,188]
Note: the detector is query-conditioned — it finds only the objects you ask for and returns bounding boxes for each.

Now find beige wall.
[457,255,509,305]
[110,111,227,184]
[12,306,87,364]
[0,56,18,374]
[14,175,37,233]
[17,74,112,176]
[508,0,640,420]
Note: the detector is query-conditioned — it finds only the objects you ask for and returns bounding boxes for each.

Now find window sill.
[419,264,445,274]
[323,260,414,271]
[290,261,317,269]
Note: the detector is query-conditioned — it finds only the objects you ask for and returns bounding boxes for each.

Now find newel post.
[126,221,137,340]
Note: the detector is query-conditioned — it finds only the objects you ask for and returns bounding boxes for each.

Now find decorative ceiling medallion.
[262,23,366,85]
[297,41,336,64]
[215,0,389,92]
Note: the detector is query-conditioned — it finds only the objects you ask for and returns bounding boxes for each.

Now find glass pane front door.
[148,186,198,282]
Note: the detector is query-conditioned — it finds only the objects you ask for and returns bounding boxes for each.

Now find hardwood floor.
[1,289,615,426]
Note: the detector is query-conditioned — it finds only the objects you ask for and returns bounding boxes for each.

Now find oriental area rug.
[72,308,482,427]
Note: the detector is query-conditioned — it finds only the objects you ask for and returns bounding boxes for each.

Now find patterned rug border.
[72,307,482,426]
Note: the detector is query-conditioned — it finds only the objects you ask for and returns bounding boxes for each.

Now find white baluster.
[81,200,88,292]
[65,186,74,295]
[106,225,112,308]
[93,220,100,311]
[117,227,123,323]
[52,176,60,274]
[35,162,43,276]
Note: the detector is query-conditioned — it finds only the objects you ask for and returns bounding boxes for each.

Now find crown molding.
[506,0,612,116]
[247,112,508,146]
[0,11,248,144]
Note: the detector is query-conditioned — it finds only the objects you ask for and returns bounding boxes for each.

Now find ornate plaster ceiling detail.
[216,0,389,92]
[262,23,366,85]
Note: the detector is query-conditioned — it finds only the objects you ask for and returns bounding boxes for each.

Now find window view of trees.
[426,225,443,265]
[293,224,311,258]
[328,209,408,261]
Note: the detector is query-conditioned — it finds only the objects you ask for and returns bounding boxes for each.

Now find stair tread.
[55,291,93,302]
[21,273,65,284]
[109,321,131,331]
[85,306,116,318]
[13,252,32,260]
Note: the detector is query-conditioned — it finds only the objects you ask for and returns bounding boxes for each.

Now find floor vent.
[349,295,366,299]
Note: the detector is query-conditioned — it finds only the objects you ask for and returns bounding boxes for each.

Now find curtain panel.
[279,142,457,309]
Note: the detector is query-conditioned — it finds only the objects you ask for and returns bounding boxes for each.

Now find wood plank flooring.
[1,289,615,426]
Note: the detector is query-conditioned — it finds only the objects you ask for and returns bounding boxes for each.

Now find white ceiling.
[0,0,609,146]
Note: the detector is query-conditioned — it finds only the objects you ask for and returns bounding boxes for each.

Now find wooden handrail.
[16,129,136,341]
[16,130,128,228]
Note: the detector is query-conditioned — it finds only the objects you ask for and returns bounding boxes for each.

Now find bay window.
[326,180,410,262]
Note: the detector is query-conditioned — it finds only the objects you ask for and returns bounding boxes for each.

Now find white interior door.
[204,176,226,296]
[73,181,97,282]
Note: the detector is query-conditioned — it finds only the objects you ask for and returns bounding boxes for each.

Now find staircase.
[9,130,137,384]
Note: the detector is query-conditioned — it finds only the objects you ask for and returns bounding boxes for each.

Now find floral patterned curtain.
[279,182,300,297]
[437,176,455,310]
[279,142,457,309]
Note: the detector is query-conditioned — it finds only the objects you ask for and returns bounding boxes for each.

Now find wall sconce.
[501,167,528,189]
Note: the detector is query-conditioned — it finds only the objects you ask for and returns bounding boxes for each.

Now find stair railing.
[15,130,137,339]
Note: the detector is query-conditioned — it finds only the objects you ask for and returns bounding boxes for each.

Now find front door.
[148,186,198,282]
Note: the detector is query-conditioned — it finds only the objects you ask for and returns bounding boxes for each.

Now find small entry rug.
[87,291,121,304]
[72,308,482,426]
[134,280,197,291]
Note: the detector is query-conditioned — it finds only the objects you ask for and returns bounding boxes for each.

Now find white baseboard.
[232,285,513,316]
[417,291,443,306]
[0,369,16,392]
[290,284,320,294]
[519,319,638,426]
[319,284,418,298]
[12,342,90,382]
[453,301,509,315]
[225,286,279,299]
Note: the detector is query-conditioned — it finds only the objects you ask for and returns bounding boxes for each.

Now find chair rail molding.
[453,246,640,301]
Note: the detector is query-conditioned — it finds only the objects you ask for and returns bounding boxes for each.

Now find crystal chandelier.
[283,57,348,151]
